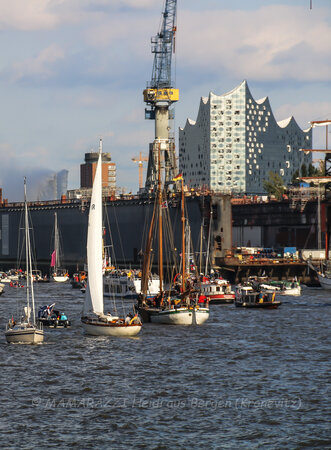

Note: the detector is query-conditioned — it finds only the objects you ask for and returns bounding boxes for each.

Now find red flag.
[50,250,56,267]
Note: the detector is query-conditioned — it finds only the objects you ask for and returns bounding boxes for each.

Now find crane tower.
[143,0,179,192]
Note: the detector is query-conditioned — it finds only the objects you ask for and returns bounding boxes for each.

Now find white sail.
[84,141,104,315]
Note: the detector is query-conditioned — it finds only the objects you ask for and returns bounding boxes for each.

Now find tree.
[263,171,285,200]
[291,169,300,185]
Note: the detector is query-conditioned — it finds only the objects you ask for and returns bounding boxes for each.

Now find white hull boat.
[5,323,44,344]
[81,140,142,338]
[5,178,44,344]
[317,272,331,290]
[53,274,69,283]
[104,272,159,299]
[81,315,141,337]
[148,306,209,325]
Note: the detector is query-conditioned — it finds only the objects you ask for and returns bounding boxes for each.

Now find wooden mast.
[181,177,185,293]
[158,143,163,293]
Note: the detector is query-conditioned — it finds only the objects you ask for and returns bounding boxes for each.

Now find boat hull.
[234,301,281,309]
[317,273,331,290]
[277,288,301,296]
[37,318,71,328]
[5,327,44,344]
[138,306,209,325]
[53,276,69,282]
[208,294,235,305]
[81,318,141,337]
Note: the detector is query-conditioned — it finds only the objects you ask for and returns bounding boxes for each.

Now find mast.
[24,177,30,322]
[158,143,163,293]
[54,212,59,272]
[181,177,185,292]
[205,207,212,276]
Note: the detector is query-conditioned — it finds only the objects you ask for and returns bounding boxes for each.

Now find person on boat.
[154,292,162,308]
[198,294,207,306]
[137,293,143,308]
[125,313,132,324]
[60,313,68,321]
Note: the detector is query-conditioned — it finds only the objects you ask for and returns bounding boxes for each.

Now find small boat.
[104,270,159,299]
[32,269,49,283]
[71,271,87,289]
[5,178,44,344]
[37,304,71,328]
[50,212,69,282]
[200,277,235,304]
[81,140,142,337]
[235,285,281,309]
[256,278,301,296]
[0,271,13,283]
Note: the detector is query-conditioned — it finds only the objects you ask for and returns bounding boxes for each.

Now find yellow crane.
[132,152,148,190]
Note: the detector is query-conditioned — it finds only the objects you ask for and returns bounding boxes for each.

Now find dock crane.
[132,152,148,190]
[143,0,179,192]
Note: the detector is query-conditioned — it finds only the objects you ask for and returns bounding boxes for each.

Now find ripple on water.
[0,283,330,448]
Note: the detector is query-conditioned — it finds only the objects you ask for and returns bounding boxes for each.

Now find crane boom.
[151,0,177,89]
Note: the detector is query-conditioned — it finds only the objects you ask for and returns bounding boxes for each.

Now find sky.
[0,0,330,201]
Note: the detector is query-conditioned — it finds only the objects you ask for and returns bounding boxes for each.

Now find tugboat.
[37,304,71,328]
[235,285,281,309]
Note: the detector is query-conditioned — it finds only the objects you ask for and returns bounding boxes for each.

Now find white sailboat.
[5,178,44,344]
[81,140,142,337]
[51,212,69,282]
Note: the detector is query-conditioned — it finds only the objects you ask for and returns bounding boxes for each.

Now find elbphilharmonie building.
[179,80,312,194]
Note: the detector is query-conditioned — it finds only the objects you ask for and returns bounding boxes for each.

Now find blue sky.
[0,0,330,201]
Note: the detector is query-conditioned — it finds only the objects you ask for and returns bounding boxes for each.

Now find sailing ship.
[5,178,44,344]
[51,212,69,282]
[137,144,209,325]
[81,140,142,337]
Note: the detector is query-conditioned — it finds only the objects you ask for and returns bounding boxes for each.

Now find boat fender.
[54,321,57,328]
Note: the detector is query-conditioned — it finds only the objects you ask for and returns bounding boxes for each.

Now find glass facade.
[179,81,312,194]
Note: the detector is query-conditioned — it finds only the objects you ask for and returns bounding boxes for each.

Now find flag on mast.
[173,173,183,181]
[50,250,56,267]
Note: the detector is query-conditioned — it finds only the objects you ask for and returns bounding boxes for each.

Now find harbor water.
[0,282,330,449]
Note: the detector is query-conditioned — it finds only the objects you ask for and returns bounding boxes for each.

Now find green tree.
[263,171,285,200]
[301,163,308,177]
[291,169,300,185]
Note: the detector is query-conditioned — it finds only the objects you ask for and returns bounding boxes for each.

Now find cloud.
[10,44,65,83]
[0,0,58,30]
[178,5,331,82]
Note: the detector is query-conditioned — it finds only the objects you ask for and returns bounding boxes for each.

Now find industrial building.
[80,151,116,191]
[67,148,116,200]
[179,80,312,194]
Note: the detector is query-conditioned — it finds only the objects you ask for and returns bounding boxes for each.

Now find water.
[0,283,330,449]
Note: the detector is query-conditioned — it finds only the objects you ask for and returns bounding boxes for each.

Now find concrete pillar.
[155,106,169,139]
